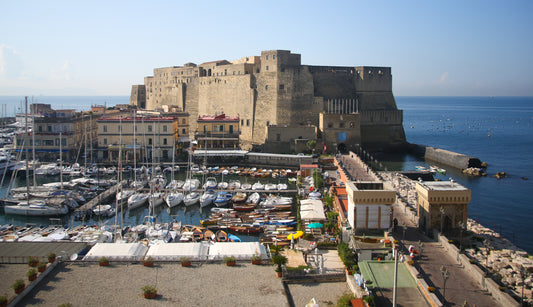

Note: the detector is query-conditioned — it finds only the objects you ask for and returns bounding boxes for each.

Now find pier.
[74,181,123,216]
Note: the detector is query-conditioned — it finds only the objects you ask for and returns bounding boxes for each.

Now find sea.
[0,96,532,252]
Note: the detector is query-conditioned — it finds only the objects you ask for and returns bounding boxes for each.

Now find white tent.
[83,243,148,261]
[300,199,326,221]
[145,242,209,261]
[208,242,267,260]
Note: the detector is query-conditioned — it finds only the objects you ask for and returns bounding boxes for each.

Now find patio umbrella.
[307,222,323,229]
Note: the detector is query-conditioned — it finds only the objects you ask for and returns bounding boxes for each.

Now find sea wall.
[412,145,482,169]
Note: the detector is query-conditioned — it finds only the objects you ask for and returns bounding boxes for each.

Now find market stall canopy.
[300,199,326,221]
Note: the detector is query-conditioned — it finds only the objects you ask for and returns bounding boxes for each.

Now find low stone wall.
[437,234,520,307]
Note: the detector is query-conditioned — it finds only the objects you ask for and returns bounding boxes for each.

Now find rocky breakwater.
[466,219,533,304]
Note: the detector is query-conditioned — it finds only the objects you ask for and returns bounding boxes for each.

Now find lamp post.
[419,242,424,259]
[440,265,449,303]
[402,224,407,240]
[519,265,529,306]
[484,240,492,271]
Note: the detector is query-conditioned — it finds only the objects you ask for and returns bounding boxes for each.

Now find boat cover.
[208,242,267,260]
[83,242,148,261]
[145,242,209,261]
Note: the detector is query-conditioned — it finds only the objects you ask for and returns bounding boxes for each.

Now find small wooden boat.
[204,229,215,241]
[229,225,263,234]
[216,230,228,242]
[231,192,247,203]
[233,203,255,212]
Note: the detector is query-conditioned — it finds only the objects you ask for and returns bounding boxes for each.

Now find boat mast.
[31,99,36,187]
[24,97,30,200]
[60,132,63,190]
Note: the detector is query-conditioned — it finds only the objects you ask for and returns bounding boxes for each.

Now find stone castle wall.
[132,50,406,151]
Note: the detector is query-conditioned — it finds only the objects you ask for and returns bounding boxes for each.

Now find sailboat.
[165,138,184,207]
[183,135,200,206]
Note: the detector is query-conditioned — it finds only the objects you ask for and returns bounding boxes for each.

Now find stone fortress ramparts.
[130,50,406,151]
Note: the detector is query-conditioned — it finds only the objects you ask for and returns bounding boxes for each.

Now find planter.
[14,286,25,294]
[48,257,56,263]
[251,260,262,265]
[143,262,154,267]
[181,261,191,267]
[143,292,157,299]
[28,274,37,281]
[99,262,109,266]
[225,261,236,266]
[275,271,282,278]
[38,265,47,272]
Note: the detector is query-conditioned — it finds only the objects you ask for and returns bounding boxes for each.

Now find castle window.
[163,138,168,145]
[182,128,186,134]
[266,121,270,126]
[273,54,276,60]
[224,69,227,76]
[266,66,269,71]
[104,138,107,145]
[241,119,244,126]
[328,123,333,128]
[246,119,250,126]
[233,71,235,75]
[103,125,107,132]
[163,125,167,132]
[339,123,344,128]
[182,118,186,124]
[279,84,284,90]
[265,85,269,90]
[266,55,269,60]
[148,138,152,145]
[148,125,152,132]
[219,125,224,132]
[256,69,260,73]
[238,71,241,75]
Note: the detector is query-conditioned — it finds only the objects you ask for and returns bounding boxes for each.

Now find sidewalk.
[392,199,500,306]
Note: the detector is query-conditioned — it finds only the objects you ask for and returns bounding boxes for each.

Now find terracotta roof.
[300,164,319,168]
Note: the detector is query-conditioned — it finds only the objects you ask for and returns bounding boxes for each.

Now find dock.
[74,180,124,216]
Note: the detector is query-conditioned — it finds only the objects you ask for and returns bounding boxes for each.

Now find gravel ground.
[288,282,351,306]
[0,264,29,301]
[15,262,289,307]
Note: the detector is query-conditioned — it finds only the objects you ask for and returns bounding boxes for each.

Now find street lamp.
[402,224,407,240]
[484,240,492,270]
[519,265,529,306]
[419,242,424,259]
[440,265,449,303]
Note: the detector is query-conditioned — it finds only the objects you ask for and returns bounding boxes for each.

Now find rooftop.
[418,180,469,191]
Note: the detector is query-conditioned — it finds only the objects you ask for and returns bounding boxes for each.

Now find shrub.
[27,256,39,267]
[37,262,47,272]
[336,293,355,307]
[337,241,357,269]
[0,295,7,305]
[223,256,236,265]
[269,245,283,255]
[47,252,56,263]
[98,257,109,266]
[26,268,37,278]
[362,295,375,305]
[11,279,25,292]
[142,285,157,295]
[272,254,288,272]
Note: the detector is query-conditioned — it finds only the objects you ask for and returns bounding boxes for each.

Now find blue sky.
[1,0,532,97]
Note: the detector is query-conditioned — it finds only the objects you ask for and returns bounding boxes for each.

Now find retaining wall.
[412,145,482,169]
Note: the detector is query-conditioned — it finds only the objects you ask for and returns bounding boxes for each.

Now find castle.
[130,50,406,152]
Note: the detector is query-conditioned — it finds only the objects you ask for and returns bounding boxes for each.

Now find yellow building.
[195,114,240,149]
[415,180,471,234]
[97,115,184,163]
[345,181,396,232]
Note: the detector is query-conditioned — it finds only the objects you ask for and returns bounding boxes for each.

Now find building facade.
[415,180,471,234]
[96,115,181,164]
[345,181,396,232]
[195,114,240,149]
[130,50,406,151]
[14,109,99,162]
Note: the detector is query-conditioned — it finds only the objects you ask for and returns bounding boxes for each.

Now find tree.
[306,140,317,153]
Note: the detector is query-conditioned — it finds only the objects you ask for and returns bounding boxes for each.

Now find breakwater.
[411,144,482,169]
